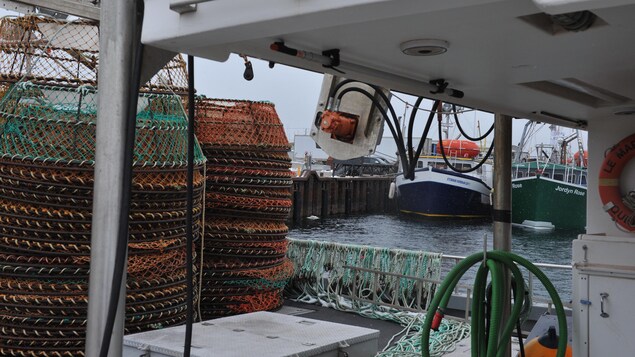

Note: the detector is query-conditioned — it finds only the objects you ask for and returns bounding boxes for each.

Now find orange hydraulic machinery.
[319,110,359,143]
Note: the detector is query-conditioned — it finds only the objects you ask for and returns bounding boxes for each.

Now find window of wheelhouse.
[417,161,424,168]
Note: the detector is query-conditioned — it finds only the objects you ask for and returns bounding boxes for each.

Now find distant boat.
[511,161,587,231]
[511,125,587,231]
[395,151,492,219]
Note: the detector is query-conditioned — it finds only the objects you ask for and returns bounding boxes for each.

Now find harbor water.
[289,214,578,302]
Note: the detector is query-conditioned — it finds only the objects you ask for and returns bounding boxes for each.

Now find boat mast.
[549,124,565,164]
[575,129,586,168]
[441,102,453,140]
[559,130,578,165]
[514,120,533,163]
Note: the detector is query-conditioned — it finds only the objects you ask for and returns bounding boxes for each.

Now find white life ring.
[599,133,635,232]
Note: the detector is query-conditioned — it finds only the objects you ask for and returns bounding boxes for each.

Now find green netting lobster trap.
[0,15,188,92]
[0,15,204,357]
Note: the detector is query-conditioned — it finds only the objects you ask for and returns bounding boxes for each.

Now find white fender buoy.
[388,182,396,199]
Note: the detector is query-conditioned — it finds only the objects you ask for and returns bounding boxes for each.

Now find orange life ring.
[599,133,635,232]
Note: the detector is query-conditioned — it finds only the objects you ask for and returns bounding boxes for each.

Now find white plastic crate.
[123,311,379,357]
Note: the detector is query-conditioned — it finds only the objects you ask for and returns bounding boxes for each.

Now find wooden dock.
[289,171,396,223]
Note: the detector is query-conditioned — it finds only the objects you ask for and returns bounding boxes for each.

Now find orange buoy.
[598,133,635,232]
[437,139,480,158]
[521,326,572,357]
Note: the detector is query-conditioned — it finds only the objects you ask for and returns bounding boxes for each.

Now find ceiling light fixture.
[614,107,635,116]
[400,39,449,56]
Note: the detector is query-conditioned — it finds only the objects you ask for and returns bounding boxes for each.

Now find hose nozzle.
[431,308,445,331]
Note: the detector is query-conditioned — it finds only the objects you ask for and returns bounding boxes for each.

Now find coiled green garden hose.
[421,250,568,357]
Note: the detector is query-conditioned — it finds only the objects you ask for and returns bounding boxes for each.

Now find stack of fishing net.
[195,98,294,318]
[0,16,205,356]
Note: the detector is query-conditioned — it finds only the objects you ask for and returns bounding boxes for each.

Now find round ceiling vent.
[400,39,449,56]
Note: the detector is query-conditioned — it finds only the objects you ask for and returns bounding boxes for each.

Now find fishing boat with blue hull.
[512,161,587,231]
[395,156,491,218]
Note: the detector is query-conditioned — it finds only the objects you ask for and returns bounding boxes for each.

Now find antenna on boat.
[441,102,453,139]
[515,121,534,163]
[575,129,586,168]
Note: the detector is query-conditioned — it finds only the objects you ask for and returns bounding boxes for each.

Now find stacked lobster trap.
[0,16,205,356]
[195,98,294,318]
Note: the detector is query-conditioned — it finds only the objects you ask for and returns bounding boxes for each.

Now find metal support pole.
[493,114,512,250]
[85,0,138,355]
[184,54,195,357]
[493,113,513,357]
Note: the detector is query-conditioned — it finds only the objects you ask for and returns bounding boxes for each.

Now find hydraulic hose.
[421,250,568,357]
[452,104,494,141]
[437,108,494,174]
[335,86,410,177]
[407,99,438,180]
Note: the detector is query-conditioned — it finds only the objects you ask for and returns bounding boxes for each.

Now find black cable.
[407,99,439,180]
[335,85,400,133]
[184,55,195,357]
[406,96,425,175]
[517,319,526,357]
[452,104,494,141]
[329,79,491,178]
[330,79,405,147]
[98,2,144,356]
[437,107,495,174]
[364,84,404,147]
[332,80,443,181]
[336,87,410,176]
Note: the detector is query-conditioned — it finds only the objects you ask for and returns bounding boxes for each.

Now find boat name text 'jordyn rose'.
[555,185,586,196]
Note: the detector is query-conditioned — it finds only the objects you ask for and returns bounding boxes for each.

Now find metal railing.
[341,255,572,322]
[342,265,473,321]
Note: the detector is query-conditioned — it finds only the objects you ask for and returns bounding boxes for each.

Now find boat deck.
[281,300,542,356]
[281,299,405,350]
[444,338,521,357]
